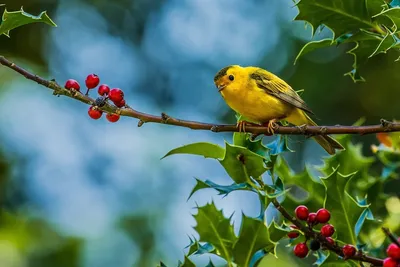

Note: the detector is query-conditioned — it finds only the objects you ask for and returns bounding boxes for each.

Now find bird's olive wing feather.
[250,70,314,115]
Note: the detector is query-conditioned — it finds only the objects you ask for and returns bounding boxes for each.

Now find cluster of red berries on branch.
[289,205,357,260]
[384,241,400,267]
[64,74,126,123]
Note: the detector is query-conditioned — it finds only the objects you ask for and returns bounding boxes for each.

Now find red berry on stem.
[342,244,356,258]
[293,243,309,258]
[65,79,80,91]
[98,84,110,96]
[383,257,398,267]
[386,243,400,260]
[326,237,335,246]
[308,212,317,225]
[88,106,102,120]
[85,74,100,89]
[106,113,120,123]
[295,205,309,221]
[109,88,124,103]
[114,99,126,108]
[320,224,335,237]
[287,231,299,239]
[316,208,331,223]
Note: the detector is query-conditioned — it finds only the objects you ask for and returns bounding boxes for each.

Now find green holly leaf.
[294,0,385,38]
[321,168,369,245]
[205,260,216,267]
[317,251,358,267]
[219,142,269,183]
[344,30,397,81]
[193,202,236,262]
[178,256,195,267]
[233,133,271,160]
[188,178,251,200]
[162,142,225,159]
[373,7,400,31]
[294,39,334,64]
[274,156,326,212]
[232,215,281,266]
[0,7,56,37]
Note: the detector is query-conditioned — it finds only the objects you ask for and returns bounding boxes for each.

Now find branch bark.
[1,55,400,137]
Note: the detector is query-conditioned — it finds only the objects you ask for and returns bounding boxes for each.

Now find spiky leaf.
[219,142,269,183]
[0,7,56,36]
[188,178,251,200]
[162,142,225,159]
[193,203,236,262]
[294,39,334,64]
[321,168,369,245]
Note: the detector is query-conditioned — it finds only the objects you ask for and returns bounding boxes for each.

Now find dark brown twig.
[271,199,383,266]
[382,227,400,247]
[1,55,400,137]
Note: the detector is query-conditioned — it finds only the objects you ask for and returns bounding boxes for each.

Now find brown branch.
[382,227,400,247]
[1,55,400,137]
[271,199,384,266]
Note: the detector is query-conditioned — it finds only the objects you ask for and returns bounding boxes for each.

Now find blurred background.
[0,0,399,266]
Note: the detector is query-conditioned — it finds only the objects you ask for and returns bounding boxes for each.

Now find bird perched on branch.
[214,65,344,155]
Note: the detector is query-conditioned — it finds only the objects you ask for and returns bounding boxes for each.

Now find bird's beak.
[217,84,226,92]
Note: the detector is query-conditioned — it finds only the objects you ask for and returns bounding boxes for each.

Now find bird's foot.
[262,119,279,135]
[236,121,258,133]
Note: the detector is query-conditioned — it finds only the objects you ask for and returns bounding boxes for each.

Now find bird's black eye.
[228,75,234,81]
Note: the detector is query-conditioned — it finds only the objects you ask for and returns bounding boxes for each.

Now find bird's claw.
[266,119,279,135]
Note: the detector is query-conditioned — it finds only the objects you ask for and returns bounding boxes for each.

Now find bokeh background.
[0,0,399,266]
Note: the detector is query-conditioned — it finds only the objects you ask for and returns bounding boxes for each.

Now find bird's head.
[213,65,243,92]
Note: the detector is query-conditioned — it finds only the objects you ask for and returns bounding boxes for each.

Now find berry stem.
[382,227,400,247]
[271,198,383,266]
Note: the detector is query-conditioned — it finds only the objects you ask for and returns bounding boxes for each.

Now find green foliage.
[0,7,56,37]
[294,0,400,82]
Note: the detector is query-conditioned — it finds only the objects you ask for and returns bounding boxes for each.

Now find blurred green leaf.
[219,142,269,183]
[390,0,400,7]
[233,215,282,266]
[205,259,216,267]
[294,39,334,64]
[295,0,385,37]
[193,202,236,262]
[188,178,251,200]
[0,7,56,37]
[274,156,326,212]
[233,133,271,160]
[162,142,224,159]
[374,7,400,31]
[321,168,369,245]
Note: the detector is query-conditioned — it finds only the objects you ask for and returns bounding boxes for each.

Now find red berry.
[295,205,309,221]
[65,79,80,91]
[114,99,126,108]
[342,244,356,258]
[88,106,102,120]
[98,84,110,96]
[320,224,335,237]
[287,231,299,239]
[316,208,331,223]
[293,243,309,258]
[106,113,120,123]
[383,257,398,267]
[326,237,335,246]
[387,243,400,260]
[307,212,317,225]
[109,88,124,103]
[85,74,100,89]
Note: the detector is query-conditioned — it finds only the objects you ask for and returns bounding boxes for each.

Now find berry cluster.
[64,74,126,123]
[384,242,400,267]
[289,205,357,260]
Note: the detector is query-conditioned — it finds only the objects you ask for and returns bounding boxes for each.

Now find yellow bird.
[214,65,344,155]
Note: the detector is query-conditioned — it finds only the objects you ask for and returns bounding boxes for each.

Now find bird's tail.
[287,110,344,155]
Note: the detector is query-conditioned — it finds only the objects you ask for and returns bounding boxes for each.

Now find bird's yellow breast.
[220,79,293,124]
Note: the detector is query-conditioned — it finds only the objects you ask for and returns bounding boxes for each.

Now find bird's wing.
[250,69,314,115]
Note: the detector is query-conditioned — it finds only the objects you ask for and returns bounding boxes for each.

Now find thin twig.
[382,227,400,247]
[271,199,383,266]
[1,55,400,137]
